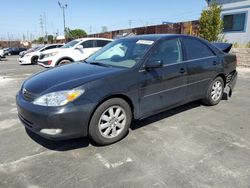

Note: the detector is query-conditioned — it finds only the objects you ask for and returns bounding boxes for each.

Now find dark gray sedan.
[16,34,237,145]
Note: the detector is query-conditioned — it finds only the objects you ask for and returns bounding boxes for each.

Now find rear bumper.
[226,71,237,97]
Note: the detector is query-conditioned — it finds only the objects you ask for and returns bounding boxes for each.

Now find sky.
[0,0,207,40]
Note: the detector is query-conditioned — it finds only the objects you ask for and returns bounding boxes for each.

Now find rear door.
[181,37,219,100]
[139,37,188,116]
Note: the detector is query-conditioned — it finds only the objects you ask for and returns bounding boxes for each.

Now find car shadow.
[26,92,229,151]
[26,128,91,151]
[131,92,230,130]
[130,101,201,130]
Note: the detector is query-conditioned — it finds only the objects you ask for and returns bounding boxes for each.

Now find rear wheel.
[203,77,224,106]
[89,98,132,145]
[58,59,72,66]
[31,56,38,65]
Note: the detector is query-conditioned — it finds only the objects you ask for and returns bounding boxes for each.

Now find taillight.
[48,60,52,65]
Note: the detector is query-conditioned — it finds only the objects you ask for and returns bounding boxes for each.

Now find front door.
[139,38,188,117]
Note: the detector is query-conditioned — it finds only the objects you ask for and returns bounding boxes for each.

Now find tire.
[31,56,38,65]
[202,77,224,106]
[89,98,132,145]
[58,59,72,66]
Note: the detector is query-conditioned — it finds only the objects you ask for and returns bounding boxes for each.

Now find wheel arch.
[87,94,135,134]
[215,73,226,86]
[56,57,74,65]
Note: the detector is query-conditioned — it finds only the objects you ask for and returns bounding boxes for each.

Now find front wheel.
[31,56,38,65]
[202,77,224,106]
[58,59,72,66]
[89,98,132,145]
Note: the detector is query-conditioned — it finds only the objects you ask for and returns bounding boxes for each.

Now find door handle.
[213,61,218,65]
[179,68,186,74]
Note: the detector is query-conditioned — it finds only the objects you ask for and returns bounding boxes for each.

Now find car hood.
[23,62,125,94]
[40,48,68,55]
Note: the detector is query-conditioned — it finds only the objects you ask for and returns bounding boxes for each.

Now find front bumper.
[19,57,31,64]
[38,60,54,68]
[16,92,95,140]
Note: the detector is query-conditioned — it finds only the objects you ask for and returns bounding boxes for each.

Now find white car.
[19,44,63,65]
[38,38,113,67]
[0,49,5,60]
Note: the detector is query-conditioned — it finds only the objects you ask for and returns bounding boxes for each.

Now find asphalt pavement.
[0,56,250,188]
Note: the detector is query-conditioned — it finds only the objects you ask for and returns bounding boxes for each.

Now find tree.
[48,35,54,43]
[66,28,87,39]
[199,2,223,42]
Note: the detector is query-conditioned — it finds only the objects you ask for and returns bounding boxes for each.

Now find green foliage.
[47,35,54,43]
[246,42,250,48]
[199,2,223,42]
[33,37,44,44]
[66,28,87,39]
[217,34,228,43]
[233,43,239,48]
[232,42,250,48]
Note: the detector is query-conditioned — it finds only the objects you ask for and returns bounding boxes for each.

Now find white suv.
[38,38,113,67]
[0,49,5,60]
[19,44,63,65]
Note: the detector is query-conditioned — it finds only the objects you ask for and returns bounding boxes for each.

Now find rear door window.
[182,38,215,60]
[41,45,57,51]
[81,40,95,48]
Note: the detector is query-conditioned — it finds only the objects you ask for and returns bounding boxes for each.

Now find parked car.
[0,49,5,60]
[16,34,237,145]
[19,44,63,65]
[38,38,113,67]
[6,47,27,55]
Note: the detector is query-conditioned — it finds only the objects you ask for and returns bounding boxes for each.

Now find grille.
[22,88,37,102]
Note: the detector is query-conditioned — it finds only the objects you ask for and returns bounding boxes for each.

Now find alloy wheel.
[211,81,223,101]
[98,106,127,139]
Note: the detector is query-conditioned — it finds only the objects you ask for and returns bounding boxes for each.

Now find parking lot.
[0,56,250,188]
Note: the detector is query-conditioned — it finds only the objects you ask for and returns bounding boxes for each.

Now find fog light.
[40,129,62,135]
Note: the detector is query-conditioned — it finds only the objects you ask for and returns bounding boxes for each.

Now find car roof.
[123,34,199,41]
[75,38,113,42]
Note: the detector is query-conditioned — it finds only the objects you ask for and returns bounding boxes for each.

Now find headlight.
[33,88,85,107]
[44,52,59,58]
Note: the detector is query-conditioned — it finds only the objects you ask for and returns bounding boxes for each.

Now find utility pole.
[39,15,44,43]
[129,20,132,29]
[89,26,92,35]
[44,13,48,43]
[58,1,67,38]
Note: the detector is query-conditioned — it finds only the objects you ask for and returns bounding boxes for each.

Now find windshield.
[61,40,79,48]
[86,38,154,68]
[31,46,44,52]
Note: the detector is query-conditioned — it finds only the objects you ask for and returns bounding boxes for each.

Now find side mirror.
[144,60,163,70]
[76,45,84,50]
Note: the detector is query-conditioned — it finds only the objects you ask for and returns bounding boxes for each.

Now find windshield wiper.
[89,62,111,67]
